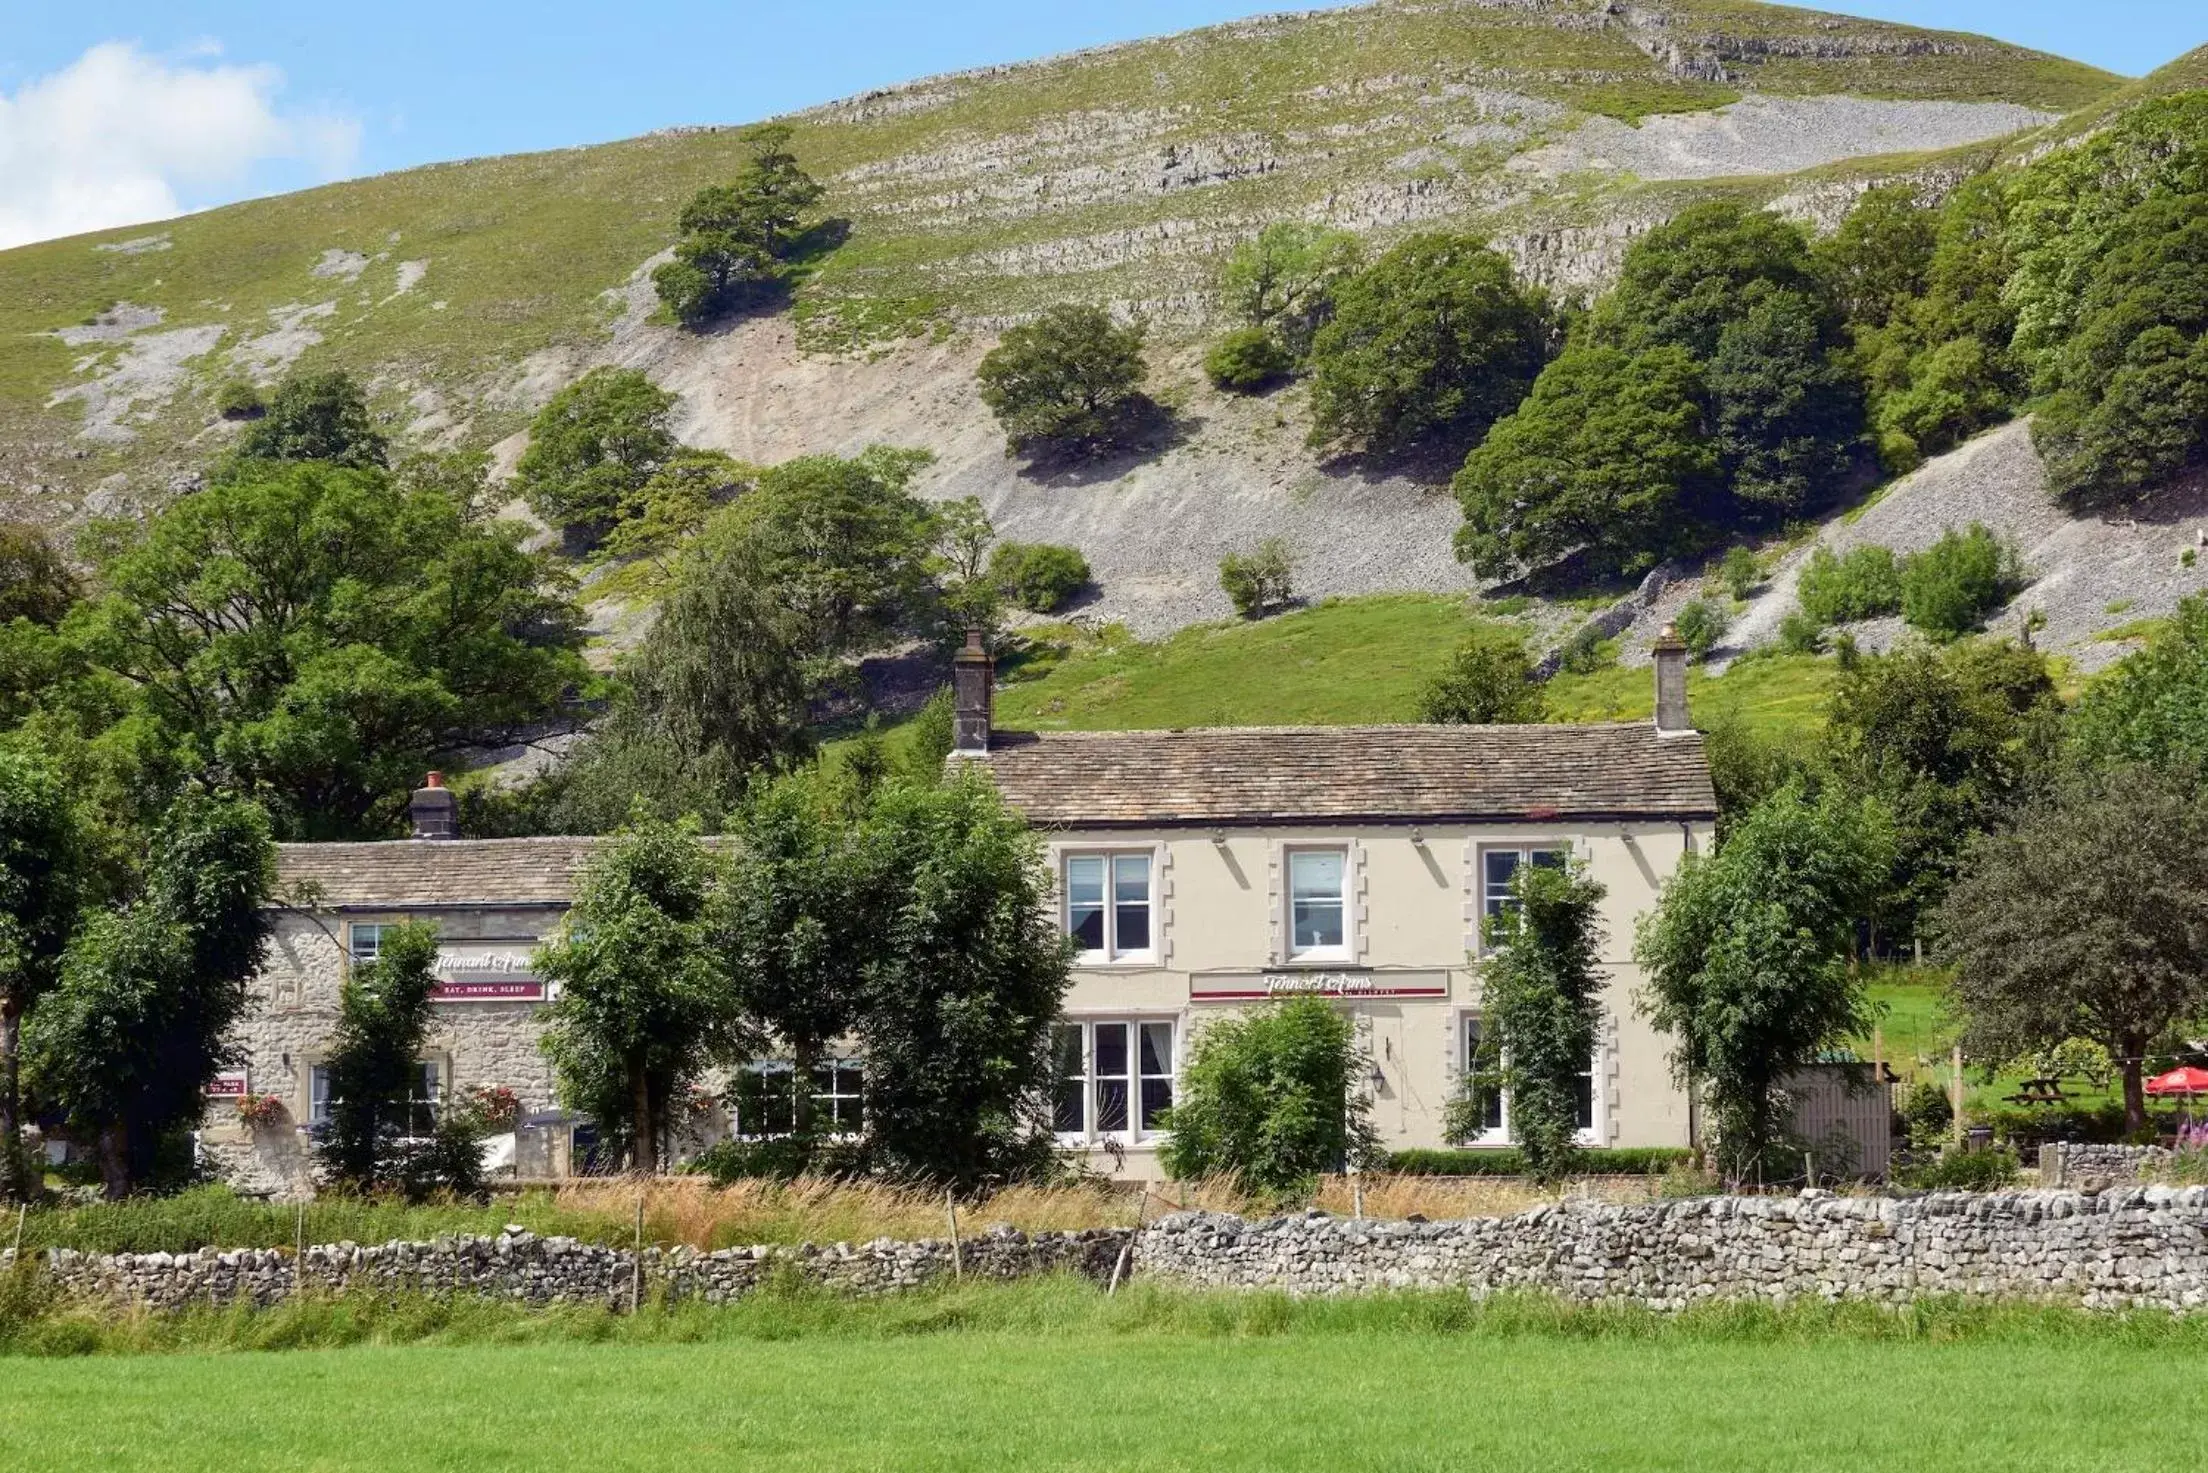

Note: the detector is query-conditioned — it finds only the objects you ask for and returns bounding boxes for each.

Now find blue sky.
[1,1,2201,248]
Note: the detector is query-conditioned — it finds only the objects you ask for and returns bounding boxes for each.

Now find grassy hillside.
[0,1,2119,517]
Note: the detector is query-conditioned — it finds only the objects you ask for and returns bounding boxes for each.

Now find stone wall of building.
[22,1190,2208,1315]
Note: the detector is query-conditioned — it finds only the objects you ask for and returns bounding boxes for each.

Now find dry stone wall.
[22,1190,2208,1314]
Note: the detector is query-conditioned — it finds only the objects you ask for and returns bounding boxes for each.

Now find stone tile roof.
[970,723,1716,828]
[275,837,607,908]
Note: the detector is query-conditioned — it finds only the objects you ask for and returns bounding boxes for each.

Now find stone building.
[207,634,1715,1192]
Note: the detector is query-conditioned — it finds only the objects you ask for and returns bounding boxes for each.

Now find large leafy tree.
[1219,222,1363,359]
[855,774,1072,1187]
[2069,595,2208,773]
[1815,183,1937,332]
[1939,765,2208,1133]
[231,369,388,469]
[0,752,84,1202]
[1470,861,1607,1183]
[1819,638,2060,948]
[28,796,274,1197]
[515,367,680,542]
[976,306,1151,459]
[1594,201,1859,519]
[654,124,827,326]
[1305,233,1550,458]
[55,461,585,839]
[719,773,877,1149]
[1635,783,1890,1180]
[1452,344,1717,579]
[536,819,743,1170]
[1159,995,1374,1196]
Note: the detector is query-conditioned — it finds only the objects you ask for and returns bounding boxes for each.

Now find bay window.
[1286,847,1348,959]
[1051,1019,1174,1141]
[1064,851,1154,961]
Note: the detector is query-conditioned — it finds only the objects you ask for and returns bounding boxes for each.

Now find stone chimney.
[410,772,459,840]
[952,628,994,756]
[1652,624,1691,736]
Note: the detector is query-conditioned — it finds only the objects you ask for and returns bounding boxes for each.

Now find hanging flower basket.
[236,1093,288,1128]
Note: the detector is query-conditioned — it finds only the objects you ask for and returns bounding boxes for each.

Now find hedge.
[1385,1147,1694,1177]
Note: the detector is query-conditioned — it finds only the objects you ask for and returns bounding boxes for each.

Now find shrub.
[1719,546,1761,600]
[1219,538,1294,618]
[1797,545,1902,625]
[1204,326,1294,392]
[1897,1080,1953,1150]
[1161,996,1377,1196]
[1777,611,1826,655]
[1385,1147,1692,1177]
[1898,1145,2019,1192]
[989,541,1091,613]
[1555,624,1611,675]
[1900,523,2017,640]
[215,378,264,420]
[1673,598,1729,662]
[1417,636,1543,724]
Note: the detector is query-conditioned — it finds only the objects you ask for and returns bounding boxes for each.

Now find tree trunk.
[0,1001,28,1204]
[2121,1040,2148,1136]
[98,1120,131,1201]
[630,1064,655,1175]
[791,1036,819,1146]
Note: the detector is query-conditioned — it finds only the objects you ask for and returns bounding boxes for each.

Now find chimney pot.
[1652,623,1691,736]
[951,627,995,757]
[410,772,460,840]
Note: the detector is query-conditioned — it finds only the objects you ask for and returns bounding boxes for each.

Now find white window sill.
[1282,952,1354,967]
[1073,954,1162,969]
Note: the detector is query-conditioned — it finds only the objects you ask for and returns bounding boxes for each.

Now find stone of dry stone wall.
[2042,1143,2172,1187]
[23,1223,1131,1313]
[1135,1189,2208,1312]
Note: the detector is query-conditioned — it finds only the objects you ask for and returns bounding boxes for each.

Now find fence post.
[1951,1044,1965,1147]
[631,1192,644,1314]
[945,1190,963,1281]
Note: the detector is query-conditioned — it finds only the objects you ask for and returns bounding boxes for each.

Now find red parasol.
[2143,1066,2208,1096]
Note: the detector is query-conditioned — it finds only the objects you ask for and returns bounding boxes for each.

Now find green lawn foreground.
[4,1327,2199,1472]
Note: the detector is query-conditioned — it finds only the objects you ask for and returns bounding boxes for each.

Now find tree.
[1673,598,1728,662]
[1796,544,1901,626]
[1452,344,1717,579]
[1159,995,1374,1196]
[1816,183,1936,331]
[1939,765,2208,1133]
[854,774,1071,1187]
[60,460,585,839]
[654,124,827,325]
[536,820,740,1170]
[1635,783,1890,1180]
[599,449,755,561]
[1468,861,1607,1182]
[1594,201,1859,519]
[1306,233,1549,458]
[1418,635,1543,724]
[2070,595,2208,773]
[0,523,76,627]
[989,542,1090,614]
[515,368,679,542]
[1898,523,2017,640]
[1219,222,1362,358]
[1820,638,2059,948]
[0,752,83,1202]
[929,496,998,630]
[720,775,873,1149]
[1218,539,1294,618]
[231,369,387,469]
[28,796,274,1197]
[316,920,443,1192]
[976,306,1151,459]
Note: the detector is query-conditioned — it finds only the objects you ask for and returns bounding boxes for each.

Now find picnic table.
[2003,1077,2068,1105]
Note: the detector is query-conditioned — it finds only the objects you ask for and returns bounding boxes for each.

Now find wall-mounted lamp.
[1367,1061,1387,1090]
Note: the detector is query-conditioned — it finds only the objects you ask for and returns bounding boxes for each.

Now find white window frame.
[1050,1017,1176,1145]
[1476,843,1570,956]
[1457,1010,1602,1148]
[1061,849,1158,964]
[347,921,390,966]
[1284,844,1352,962]
[729,1058,867,1140]
[305,1055,446,1135]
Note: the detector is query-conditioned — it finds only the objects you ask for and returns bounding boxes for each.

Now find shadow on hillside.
[1311,438,1474,491]
[1014,398,1200,489]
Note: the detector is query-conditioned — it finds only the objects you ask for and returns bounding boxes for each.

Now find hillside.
[1,3,2112,530]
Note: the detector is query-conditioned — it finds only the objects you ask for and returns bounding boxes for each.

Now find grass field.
[3,1282,2205,1471]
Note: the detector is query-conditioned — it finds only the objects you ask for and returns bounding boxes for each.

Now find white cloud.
[0,42,361,250]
